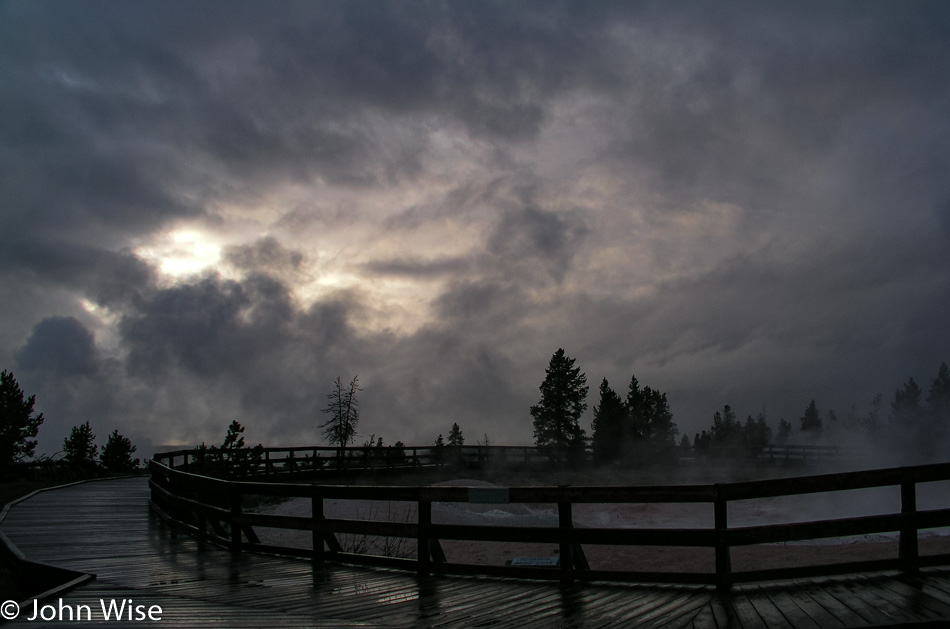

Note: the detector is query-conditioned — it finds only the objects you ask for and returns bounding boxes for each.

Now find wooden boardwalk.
[3,478,950,627]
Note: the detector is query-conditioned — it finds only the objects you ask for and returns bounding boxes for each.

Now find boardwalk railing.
[149,452,950,590]
[152,443,854,478]
[152,445,568,477]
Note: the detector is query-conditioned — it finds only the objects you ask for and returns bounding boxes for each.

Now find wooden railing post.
[558,488,574,580]
[899,479,919,574]
[229,485,242,551]
[418,499,432,576]
[312,495,324,563]
[714,487,731,592]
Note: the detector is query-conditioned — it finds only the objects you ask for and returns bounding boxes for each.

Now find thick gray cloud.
[16,317,100,378]
[2,1,949,459]
[488,207,589,283]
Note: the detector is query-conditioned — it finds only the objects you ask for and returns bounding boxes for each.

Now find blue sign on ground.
[509,557,559,567]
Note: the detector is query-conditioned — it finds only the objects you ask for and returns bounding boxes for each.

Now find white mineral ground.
[249,476,950,575]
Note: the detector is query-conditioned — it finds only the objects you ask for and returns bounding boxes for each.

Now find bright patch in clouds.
[135,228,224,280]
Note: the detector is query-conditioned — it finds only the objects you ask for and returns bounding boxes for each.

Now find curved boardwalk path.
[4,478,950,628]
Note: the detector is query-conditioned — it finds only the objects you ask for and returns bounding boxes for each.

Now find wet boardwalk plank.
[3,477,950,627]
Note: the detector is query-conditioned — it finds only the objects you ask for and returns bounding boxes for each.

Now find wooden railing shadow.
[149,449,950,591]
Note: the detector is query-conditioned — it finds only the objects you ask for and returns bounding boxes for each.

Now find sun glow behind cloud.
[135,228,224,280]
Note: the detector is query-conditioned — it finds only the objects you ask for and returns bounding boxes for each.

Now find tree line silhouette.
[0,370,139,479]
[526,349,950,466]
[4,356,949,479]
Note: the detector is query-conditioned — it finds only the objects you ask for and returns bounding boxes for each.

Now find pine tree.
[100,430,139,472]
[591,378,626,463]
[219,420,263,478]
[799,400,822,433]
[709,405,742,456]
[927,362,950,417]
[917,362,950,460]
[433,433,445,464]
[321,375,362,449]
[640,385,678,454]
[448,422,464,446]
[741,413,772,456]
[694,430,711,455]
[530,349,588,450]
[892,379,922,424]
[625,375,648,443]
[63,421,97,465]
[0,370,45,471]
[222,420,246,451]
[618,374,678,464]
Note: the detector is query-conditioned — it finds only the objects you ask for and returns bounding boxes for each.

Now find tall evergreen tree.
[530,349,588,449]
[222,420,246,451]
[0,370,44,471]
[918,363,950,460]
[218,420,263,478]
[433,433,445,464]
[927,362,950,418]
[709,404,742,455]
[694,430,711,455]
[625,375,649,443]
[591,378,626,463]
[679,433,691,451]
[741,413,772,456]
[892,378,922,424]
[448,422,464,446]
[621,375,678,463]
[799,400,822,432]
[63,421,97,465]
[321,375,362,449]
[100,430,139,472]
[641,385,678,459]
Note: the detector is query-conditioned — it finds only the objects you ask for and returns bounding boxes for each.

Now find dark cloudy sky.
[2,1,949,458]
